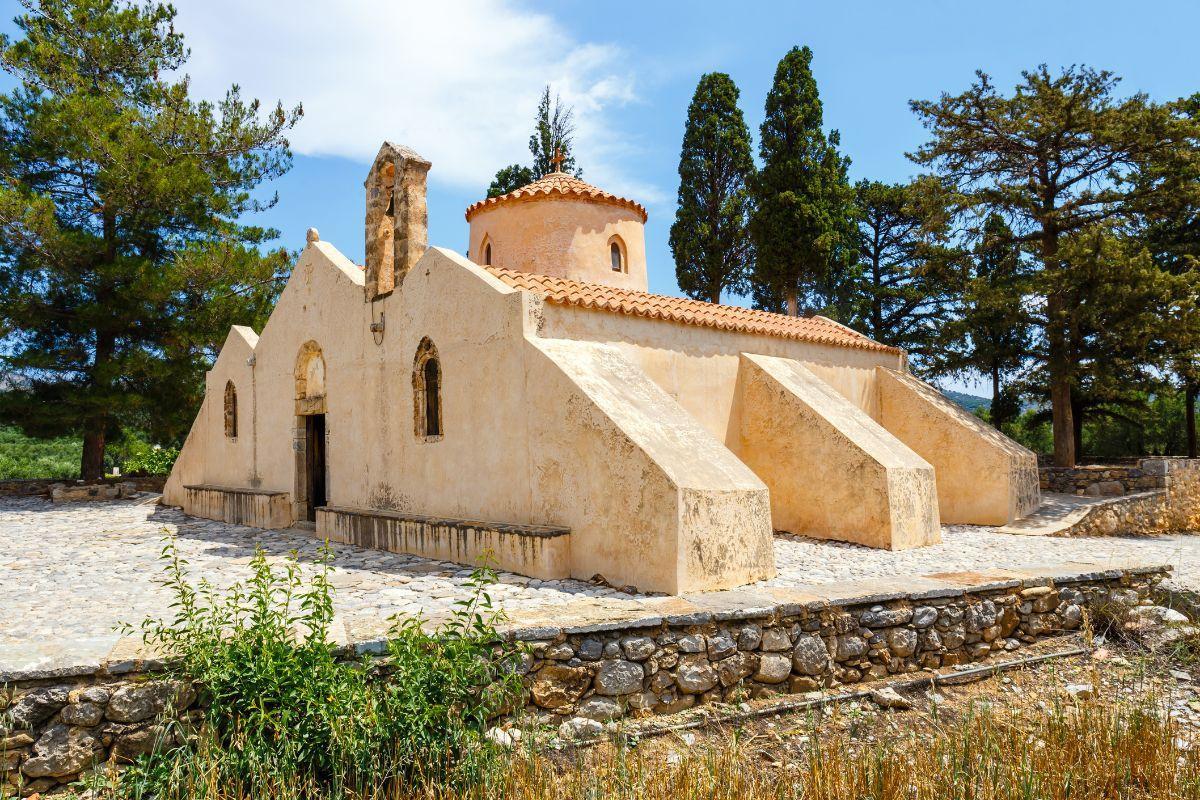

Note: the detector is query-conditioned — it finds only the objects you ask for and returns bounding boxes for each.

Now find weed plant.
[111,539,521,799]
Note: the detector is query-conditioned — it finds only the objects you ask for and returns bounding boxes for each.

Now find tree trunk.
[990,363,1002,429]
[1043,228,1075,467]
[785,290,798,317]
[871,246,882,339]
[81,429,106,482]
[82,323,116,483]
[1071,394,1085,463]
[1187,380,1197,459]
[81,207,118,483]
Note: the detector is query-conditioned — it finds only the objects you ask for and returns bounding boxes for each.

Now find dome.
[466,171,649,291]
[465,171,648,222]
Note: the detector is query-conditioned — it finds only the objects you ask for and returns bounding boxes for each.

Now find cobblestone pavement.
[4,495,1199,670]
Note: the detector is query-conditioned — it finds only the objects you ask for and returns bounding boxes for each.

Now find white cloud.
[172,0,648,195]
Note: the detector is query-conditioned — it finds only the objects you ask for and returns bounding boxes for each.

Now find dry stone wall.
[1053,459,1200,537]
[2,678,200,797]
[1040,457,1173,496]
[0,565,1167,796]
[516,567,1158,724]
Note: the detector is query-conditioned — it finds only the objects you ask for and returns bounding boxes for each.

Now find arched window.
[413,338,443,440]
[223,381,238,439]
[484,241,492,266]
[609,237,625,272]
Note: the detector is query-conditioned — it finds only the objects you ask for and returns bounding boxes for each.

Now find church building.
[163,142,1040,594]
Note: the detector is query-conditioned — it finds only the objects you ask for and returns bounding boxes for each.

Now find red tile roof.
[483,266,900,354]
[465,172,648,223]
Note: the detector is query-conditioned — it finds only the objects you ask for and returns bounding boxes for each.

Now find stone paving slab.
[3,495,1198,679]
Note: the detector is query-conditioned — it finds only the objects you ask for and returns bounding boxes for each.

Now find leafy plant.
[0,425,80,479]
[119,442,179,476]
[116,538,522,799]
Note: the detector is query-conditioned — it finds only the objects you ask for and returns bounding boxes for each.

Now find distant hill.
[941,389,991,413]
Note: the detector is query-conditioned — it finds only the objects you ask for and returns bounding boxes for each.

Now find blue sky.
[3,0,1198,392]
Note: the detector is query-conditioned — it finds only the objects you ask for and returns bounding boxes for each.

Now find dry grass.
[450,691,1200,800]
[51,666,1200,800]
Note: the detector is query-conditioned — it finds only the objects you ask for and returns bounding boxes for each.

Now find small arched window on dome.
[413,338,443,440]
[609,236,626,273]
[223,380,238,439]
[484,242,492,266]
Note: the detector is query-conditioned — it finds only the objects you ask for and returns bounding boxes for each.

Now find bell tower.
[364,142,432,299]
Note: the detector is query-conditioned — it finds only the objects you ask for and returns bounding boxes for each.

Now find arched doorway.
[294,341,328,523]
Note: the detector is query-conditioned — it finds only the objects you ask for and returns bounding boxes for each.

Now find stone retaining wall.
[2,678,201,797]
[516,566,1159,724]
[1053,459,1200,537]
[1040,458,1172,496]
[0,565,1167,796]
[0,476,165,499]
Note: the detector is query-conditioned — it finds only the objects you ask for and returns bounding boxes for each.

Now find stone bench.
[182,485,293,530]
[316,505,571,580]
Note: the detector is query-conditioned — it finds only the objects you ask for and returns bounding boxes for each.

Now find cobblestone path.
[4,495,1198,669]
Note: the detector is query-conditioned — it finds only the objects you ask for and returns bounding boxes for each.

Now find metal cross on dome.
[551,147,565,173]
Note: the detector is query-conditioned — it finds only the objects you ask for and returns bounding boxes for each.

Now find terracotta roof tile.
[465,172,648,222]
[483,266,900,354]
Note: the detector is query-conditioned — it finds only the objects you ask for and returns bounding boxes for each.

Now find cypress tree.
[669,73,755,304]
[488,85,580,197]
[750,46,856,316]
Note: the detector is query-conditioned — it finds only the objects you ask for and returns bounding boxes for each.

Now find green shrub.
[0,425,80,479]
[119,442,179,475]
[114,539,523,799]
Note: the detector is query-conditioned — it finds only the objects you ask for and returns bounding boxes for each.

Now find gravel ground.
[3,494,1198,668]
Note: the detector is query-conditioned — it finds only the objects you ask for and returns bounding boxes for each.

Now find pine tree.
[910,65,1200,466]
[487,85,580,196]
[750,46,856,317]
[848,180,952,356]
[0,0,300,480]
[931,214,1032,428]
[1139,93,1200,456]
[669,73,755,304]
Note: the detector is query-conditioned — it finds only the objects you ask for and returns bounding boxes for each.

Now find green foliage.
[488,84,580,196]
[0,0,301,480]
[845,180,953,356]
[909,64,1200,465]
[750,46,857,317]
[528,85,580,177]
[117,541,522,799]
[0,424,79,479]
[1000,409,1054,455]
[929,213,1032,427]
[487,163,536,198]
[118,440,178,475]
[669,73,755,304]
[1083,388,1189,458]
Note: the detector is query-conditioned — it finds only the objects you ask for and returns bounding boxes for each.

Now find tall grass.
[460,693,1200,800]
[108,540,523,799]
